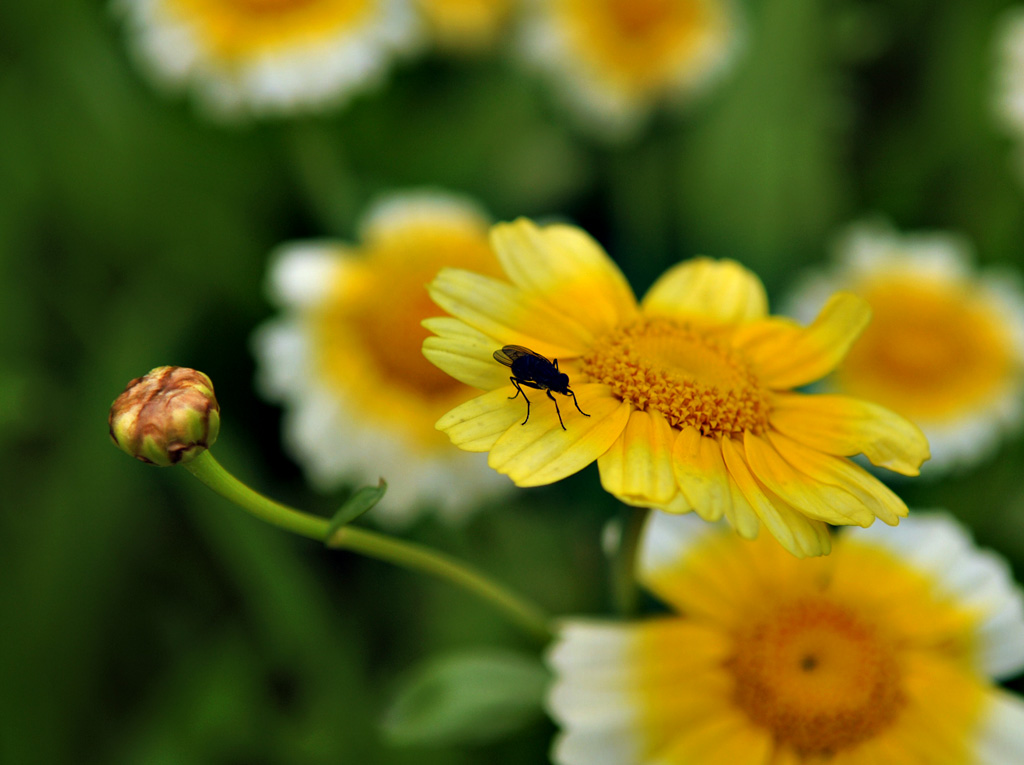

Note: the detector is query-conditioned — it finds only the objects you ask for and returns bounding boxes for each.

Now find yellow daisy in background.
[785,220,1024,475]
[115,0,420,117]
[252,190,512,525]
[414,0,516,53]
[423,218,929,558]
[548,511,1024,764]
[518,0,741,139]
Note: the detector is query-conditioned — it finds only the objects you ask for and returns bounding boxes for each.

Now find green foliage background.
[3,0,1024,762]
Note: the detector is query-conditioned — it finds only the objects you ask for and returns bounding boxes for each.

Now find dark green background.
[3,0,1024,762]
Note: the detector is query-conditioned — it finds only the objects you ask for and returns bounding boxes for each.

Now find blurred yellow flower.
[548,512,1024,764]
[253,191,512,525]
[786,220,1024,474]
[423,218,929,557]
[414,0,515,52]
[115,0,419,117]
[519,0,741,138]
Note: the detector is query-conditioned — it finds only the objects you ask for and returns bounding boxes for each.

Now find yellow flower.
[253,190,512,525]
[423,218,929,557]
[115,0,419,117]
[414,0,516,52]
[548,512,1024,764]
[786,220,1024,474]
[519,0,741,138]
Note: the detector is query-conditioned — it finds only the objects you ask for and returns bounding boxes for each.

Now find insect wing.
[493,344,544,367]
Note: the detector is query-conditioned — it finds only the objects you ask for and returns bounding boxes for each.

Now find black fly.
[493,345,590,430]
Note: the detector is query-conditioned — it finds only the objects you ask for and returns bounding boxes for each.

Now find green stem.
[610,505,651,617]
[327,525,552,643]
[285,120,359,236]
[184,451,553,642]
[186,451,329,541]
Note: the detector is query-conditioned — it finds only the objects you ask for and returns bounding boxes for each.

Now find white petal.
[855,512,1024,679]
[639,512,722,582]
[975,690,1024,764]
[265,242,347,308]
[547,621,644,765]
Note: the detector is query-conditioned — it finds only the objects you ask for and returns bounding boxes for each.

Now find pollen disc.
[579,317,770,436]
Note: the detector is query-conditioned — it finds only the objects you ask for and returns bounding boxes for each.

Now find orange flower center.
[606,0,678,37]
[313,217,500,449]
[344,259,470,403]
[223,0,318,12]
[579,317,770,436]
[836,275,1016,422]
[729,597,904,757]
[168,0,371,60]
[560,0,715,91]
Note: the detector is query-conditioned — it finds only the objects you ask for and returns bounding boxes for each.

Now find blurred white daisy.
[115,0,420,118]
[548,511,1024,764]
[252,190,512,525]
[785,220,1024,475]
[414,0,516,53]
[996,9,1024,156]
[518,0,741,140]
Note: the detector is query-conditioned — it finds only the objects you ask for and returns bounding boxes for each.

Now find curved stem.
[186,451,329,540]
[184,451,553,642]
[328,525,552,643]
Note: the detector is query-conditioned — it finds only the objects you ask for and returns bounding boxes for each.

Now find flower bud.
[109,366,220,466]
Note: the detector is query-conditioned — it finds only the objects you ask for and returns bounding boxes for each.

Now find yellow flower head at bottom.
[423,218,929,557]
[548,512,1024,764]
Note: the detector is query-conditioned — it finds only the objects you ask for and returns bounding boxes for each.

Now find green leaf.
[382,649,549,747]
[326,479,387,539]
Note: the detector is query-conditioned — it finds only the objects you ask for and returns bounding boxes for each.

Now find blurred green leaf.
[382,649,549,747]
[327,479,389,538]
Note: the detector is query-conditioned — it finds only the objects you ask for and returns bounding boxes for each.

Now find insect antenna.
[567,388,590,418]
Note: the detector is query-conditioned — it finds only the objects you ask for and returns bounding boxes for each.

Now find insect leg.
[546,390,566,430]
[508,377,524,401]
[511,377,531,425]
[567,389,590,417]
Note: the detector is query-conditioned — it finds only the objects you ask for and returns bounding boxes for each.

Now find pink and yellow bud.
[109,366,220,466]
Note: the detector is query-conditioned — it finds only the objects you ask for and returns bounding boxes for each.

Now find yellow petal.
[436,388,526,452]
[723,455,761,540]
[671,426,731,522]
[641,257,768,324]
[598,409,677,507]
[422,317,509,390]
[640,513,758,619]
[733,292,872,389]
[428,267,590,359]
[651,492,693,513]
[767,431,908,526]
[743,431,876,527]
[489,384,630,486]
[720,437,832,558]
[654,709,774,765]
[490,219,638,339]
[769,392,930,475]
